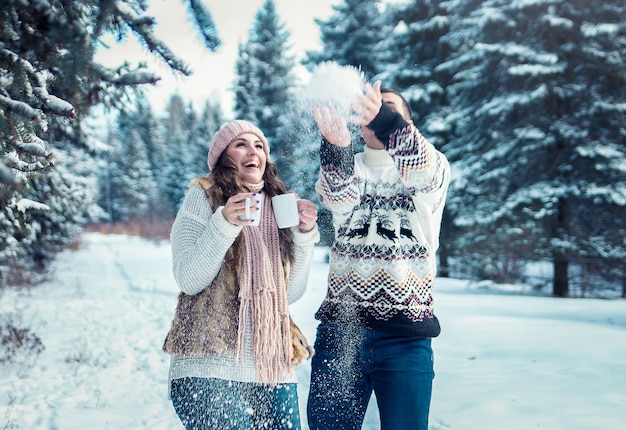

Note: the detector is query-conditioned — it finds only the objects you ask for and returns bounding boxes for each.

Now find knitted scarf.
[237,182,292,384]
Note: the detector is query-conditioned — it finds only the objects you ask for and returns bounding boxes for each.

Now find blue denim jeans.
[171,377,301,430]
[307,323,434,430]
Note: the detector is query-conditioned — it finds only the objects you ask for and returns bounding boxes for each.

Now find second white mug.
[271,193,299,229]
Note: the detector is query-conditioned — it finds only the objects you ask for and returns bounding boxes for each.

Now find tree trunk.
[551,197,571,298]
[553,258,569,297]
[438,241,450,278]
[438,210,454,278]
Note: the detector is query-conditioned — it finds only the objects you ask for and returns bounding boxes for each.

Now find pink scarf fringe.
[237,189,292,384]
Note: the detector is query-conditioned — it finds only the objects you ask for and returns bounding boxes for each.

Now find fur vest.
[162,177,313,365]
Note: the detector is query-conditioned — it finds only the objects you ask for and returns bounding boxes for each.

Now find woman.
[163,120,319,429]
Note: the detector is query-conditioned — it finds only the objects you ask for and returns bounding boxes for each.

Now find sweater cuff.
[320,138,354,176]
[367,101,410,147]
[211,206,243,239]
[291,224,320,246]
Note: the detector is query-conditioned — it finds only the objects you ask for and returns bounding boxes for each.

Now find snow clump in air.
[299,61,366,119]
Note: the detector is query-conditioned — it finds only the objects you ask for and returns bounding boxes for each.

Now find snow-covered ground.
[1,233,625,429]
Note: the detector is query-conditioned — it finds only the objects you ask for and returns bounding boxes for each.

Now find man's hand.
[351,80,382,126]
[311,105,351,147]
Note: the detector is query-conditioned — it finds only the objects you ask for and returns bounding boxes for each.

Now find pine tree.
[0,0,221,283]
[234,42,259,124]
[232,0,296,176]
[111,130,155,222]
[161,94,192,217]
[373,0,458,274]
[437,0,626,296]
[192,100,224,176]
[375,0,451,124]
[101,106,156,223]
[130,95,169,220]
[304,0,388,80]
[183,102,203,181]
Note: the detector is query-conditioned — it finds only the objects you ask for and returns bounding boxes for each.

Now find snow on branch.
[0,48,73,118]
[15,136,49,158]
[16,198,50,214]
[91,62,160,87]
[542,14,573,29]
[5,149,51,174]
[91,63,118,82]
[0,47,25,68]
[475,42,558,65]
[582,22,620,37]
[0,94,41,121]
[41,95,76,118]
[591,101,626,114]
[508,63,565,76]
[475,85,548,117]
[112,71,161,86]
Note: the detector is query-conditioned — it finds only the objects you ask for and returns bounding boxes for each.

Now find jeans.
[171,377,301,430]
[307,323,434,430]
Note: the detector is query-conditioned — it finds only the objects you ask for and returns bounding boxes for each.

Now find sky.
[1,232,625,429]
[96,0,340,115]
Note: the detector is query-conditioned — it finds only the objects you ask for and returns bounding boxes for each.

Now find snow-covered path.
[1,233,625,429]
[1,234,182,429]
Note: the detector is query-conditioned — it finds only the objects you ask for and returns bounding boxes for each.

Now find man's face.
[381,92,410,121]
[362,92,413,149]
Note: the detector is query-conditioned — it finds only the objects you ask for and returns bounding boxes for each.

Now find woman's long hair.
[206,152,295,263]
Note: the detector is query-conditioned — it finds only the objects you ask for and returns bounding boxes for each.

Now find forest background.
[1,0,625,355]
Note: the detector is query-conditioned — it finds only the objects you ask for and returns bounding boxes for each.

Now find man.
[307,81,450,429]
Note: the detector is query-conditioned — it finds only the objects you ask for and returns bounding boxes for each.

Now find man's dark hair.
[381,88,412,120]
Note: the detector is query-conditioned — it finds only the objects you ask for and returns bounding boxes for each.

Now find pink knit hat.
[207,120,269,170]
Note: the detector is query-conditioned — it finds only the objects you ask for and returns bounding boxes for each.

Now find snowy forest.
[1,0,625,304]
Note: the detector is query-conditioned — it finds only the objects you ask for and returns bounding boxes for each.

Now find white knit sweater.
[315,121,450,337]
[167,185,319,390]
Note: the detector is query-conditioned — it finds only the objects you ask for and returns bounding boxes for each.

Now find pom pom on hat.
[208,120,269,170]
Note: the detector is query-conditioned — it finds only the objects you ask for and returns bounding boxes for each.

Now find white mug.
[239,194,263,226]
[271,193,300,229]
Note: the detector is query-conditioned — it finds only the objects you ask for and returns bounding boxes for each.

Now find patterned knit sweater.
[315,103,450,337]
[166,184,319,389]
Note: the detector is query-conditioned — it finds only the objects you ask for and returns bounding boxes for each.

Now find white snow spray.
[297,61,366,120]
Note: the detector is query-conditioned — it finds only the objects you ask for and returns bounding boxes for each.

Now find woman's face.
[224,132,267,184]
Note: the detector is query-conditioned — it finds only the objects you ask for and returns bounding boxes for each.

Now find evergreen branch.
[40,94,76,118]
[15,198,51,214]
[113,1,191,75]
[0,47,18,62]
[90,62,118,82]
[0,48,73,118]
[0,160,18,186]
[29,74,77,119]
[0,95,41,121]
[16,138,49,158]
[91,63,159,86]
[135,29,192,75]
[5,149,52,174]
[92,0,117,38]
[187,0,222,51]
[111,71,161,86]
